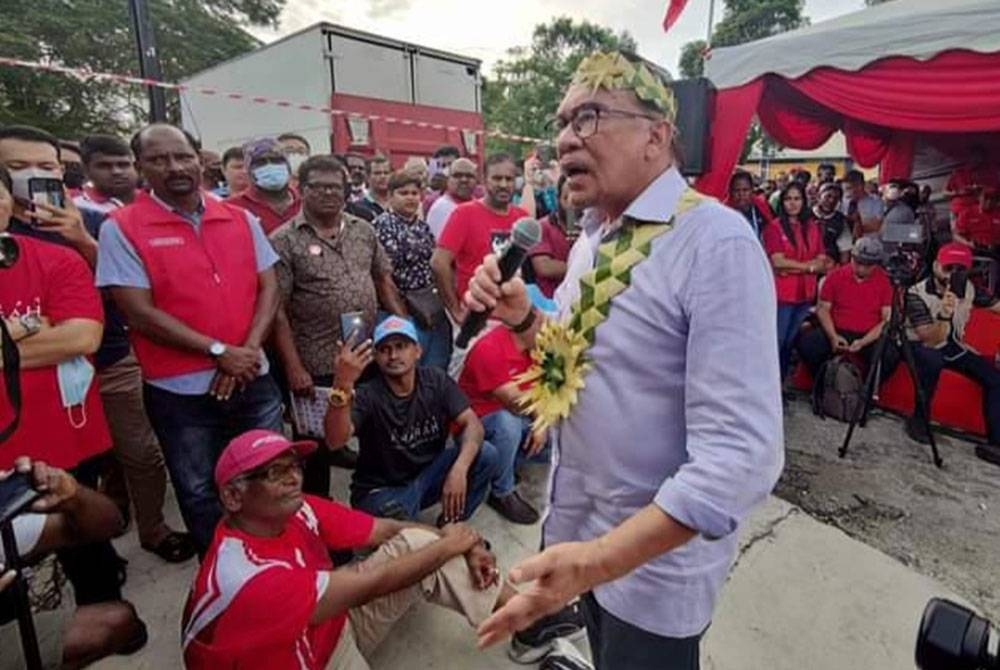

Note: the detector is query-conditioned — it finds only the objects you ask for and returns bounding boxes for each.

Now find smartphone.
[28,177,66,211]
[535,143,555,164]
[339,311,364,346]
[949,268,968,299]
[0,472,40,527]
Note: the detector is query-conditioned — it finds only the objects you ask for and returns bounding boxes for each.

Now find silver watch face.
[209,342,226,357]
[20,313,42,332]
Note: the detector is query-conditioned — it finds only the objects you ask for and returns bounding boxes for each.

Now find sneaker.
[509,602,586,664]
[905,417,931,445]
[488,491,539,525]
[539,639,593,670]
[975,443,1000,467]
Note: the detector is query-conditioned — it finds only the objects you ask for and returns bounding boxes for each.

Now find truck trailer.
[180,23,484,165]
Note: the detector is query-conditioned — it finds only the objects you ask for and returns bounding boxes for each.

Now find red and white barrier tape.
[0,56,544,144]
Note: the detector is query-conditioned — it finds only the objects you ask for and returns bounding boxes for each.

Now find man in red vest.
[96,123,284,554]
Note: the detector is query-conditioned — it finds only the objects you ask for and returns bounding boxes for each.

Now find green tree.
[677,0,807,160]
[483,17,638,157]
[0,0,282,139]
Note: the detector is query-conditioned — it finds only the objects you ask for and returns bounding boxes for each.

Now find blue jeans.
[776,302,812,380]
[378,311,451,370]
[351,442,499,520]
[480,410,550,497]
[143,374,284,553]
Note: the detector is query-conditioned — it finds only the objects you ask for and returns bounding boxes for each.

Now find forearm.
[531,256,567,280]
[816,308,838,342]
[123,305,216,355]
[245,271,279,349]
[431,253,461,314]
[367,517,441,548]
[520,187,537,219]
[73,235,99,269]
[272,307,306,372]
[453,433,481,471]
[587,505,696,586]
[16,322,102,369]
[323,404,353,448]
[376,275,408,316]
[857,322,885,347]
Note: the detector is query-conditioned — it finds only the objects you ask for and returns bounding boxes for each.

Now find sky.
[249,0,869,77]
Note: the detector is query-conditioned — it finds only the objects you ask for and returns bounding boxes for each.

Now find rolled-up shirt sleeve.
[655,234,785,539]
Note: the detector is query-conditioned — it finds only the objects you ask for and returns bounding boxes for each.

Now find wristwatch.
[208,341,227,358]
[16,313,42,341]
[327,387,355,408]
[935,314,953,322]
[508,308,538,334]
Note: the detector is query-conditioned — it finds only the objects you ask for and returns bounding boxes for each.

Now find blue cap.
[373,315,420,346]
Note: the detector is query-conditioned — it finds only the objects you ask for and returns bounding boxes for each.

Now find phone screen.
[949,268,967,299]
[0,472,40,526]
[28,177,66,211]
[339,311,364,346]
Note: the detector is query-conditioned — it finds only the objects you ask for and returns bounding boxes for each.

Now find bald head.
[447,158,478,201]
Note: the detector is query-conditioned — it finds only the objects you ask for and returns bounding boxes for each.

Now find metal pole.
[706,0,716,45]
[127,0,167,122]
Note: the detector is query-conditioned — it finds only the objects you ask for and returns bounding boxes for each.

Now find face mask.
[251,163,290,191]
[56,355,95,428]
[62,164,86,189]
[9,168,61,202]
[286,153,308,173]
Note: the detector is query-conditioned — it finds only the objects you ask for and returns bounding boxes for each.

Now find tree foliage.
[0,0,281,139]
[482,17,638,157]
[679,40,708,79]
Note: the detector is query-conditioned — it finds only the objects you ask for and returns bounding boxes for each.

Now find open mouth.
[561,159,591,181]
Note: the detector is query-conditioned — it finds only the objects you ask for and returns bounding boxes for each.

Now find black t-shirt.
[350,367,470,497]
[816,210,848,261]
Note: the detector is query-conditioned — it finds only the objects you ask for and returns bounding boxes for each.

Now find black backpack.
[812,355,864,422]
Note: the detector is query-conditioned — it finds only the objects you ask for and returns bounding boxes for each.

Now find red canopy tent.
[695,0,1000,199]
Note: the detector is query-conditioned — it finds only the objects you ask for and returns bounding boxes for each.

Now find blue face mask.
[252,163,290,191]
[56,356,95,428]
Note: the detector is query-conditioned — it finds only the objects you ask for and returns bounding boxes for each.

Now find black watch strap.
[509,308,537,334]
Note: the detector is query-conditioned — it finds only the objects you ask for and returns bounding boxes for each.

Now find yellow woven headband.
[570,52,677,122]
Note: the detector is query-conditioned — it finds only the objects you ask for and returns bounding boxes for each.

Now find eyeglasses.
[450,172,477,180]
[304,182,344,194]
[547,104,662,140]
[240,457,304,484]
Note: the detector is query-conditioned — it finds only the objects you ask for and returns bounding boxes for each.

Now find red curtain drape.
[696,50,1000,198]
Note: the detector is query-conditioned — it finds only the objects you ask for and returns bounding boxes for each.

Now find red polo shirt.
[458,326,532,417]
[763,219,825,305]
[956,207,1000,246]
[819,264,892,335]
[0,235,111,469]
[438,200,529,300]
[227,188,302,235]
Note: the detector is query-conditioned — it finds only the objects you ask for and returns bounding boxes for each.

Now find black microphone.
[455,217,542,349]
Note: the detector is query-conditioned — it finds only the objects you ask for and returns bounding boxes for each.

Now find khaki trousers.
[326,528,500,669]
[98,353,169,546]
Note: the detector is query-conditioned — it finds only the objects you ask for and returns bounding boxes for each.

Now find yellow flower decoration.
[515,320,591,432]
[571,51,677,122]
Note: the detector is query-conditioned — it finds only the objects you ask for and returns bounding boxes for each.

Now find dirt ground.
[777,396,1000,622]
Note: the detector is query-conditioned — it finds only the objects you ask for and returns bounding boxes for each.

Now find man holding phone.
[271,155,407,494]
[0,125,98,267]
[905,242,1000,464]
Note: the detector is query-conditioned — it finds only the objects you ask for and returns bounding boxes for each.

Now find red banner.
[663,0,689,31]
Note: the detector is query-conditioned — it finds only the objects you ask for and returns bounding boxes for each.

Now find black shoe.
[539,640,593,669]
[975,443,1000,467]
[905,417,931,445]
[509,602,586,664]
[488,491,539,525]
[329,446,359,470]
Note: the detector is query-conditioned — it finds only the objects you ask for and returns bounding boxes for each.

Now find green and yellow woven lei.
[516,188,705,431]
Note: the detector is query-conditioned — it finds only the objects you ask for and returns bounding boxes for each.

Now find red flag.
[662,0,689,31]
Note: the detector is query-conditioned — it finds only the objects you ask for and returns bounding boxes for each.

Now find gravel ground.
[777,397,1000,621]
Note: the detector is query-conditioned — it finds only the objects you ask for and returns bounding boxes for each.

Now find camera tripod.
[839,281,944,468]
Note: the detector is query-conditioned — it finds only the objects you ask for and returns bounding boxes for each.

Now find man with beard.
[426,157,478,240]
[431,153,528,325]
[96,123,284,554]
[468,51,782,668]
[227,138,301,235]
[813,181,853,264]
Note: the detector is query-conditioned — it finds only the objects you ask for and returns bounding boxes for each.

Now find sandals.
[142,531,197,564]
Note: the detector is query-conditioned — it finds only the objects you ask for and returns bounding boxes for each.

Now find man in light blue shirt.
[470,53,784,669]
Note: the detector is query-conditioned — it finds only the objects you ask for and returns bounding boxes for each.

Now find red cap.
[936,242,973,270]
[214,430,316,488]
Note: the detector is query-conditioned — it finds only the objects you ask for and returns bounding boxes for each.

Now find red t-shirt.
[529,216,571,298]
[226,188,302,235]
[0,235,110,470]
[458,326,532,417]
[762,219,825,304]
[946,164,1000,215]
[437,200,529,300]
[818,264,892,335]
[956,207,1000,246]
[182,496,375,670]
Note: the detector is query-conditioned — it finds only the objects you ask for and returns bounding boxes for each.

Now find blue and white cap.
[373,315,420,346]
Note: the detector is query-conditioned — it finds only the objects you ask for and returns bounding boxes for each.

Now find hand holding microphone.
[460,218,542,349]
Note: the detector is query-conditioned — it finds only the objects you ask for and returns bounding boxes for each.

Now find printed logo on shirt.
[390,417,442,451]
[490,231,510,257]
[149,236,186,248]
[0,297,42,320]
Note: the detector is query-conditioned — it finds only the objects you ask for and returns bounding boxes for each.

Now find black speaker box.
[668,77,715,177]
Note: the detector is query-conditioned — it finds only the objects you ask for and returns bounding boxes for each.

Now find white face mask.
[9,168,61,202]
[286,153,308,174]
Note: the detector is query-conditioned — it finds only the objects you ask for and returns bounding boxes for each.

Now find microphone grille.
[511,218,542,249]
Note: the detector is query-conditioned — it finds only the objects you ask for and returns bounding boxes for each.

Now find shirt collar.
[294,210,359,234]
[580,165,687,236]
[149,189,206,218]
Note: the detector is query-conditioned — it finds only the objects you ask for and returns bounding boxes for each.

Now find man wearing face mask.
[0,125,99,266]
[59,140,87,197]
[278,132,311,189]
[227,138,301,235]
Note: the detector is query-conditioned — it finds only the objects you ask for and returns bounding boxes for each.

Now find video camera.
[881,183,928,286]
[916,598,998,669]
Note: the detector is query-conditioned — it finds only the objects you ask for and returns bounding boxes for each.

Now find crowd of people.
[0,47,996,670]
[726,160,1000,464]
